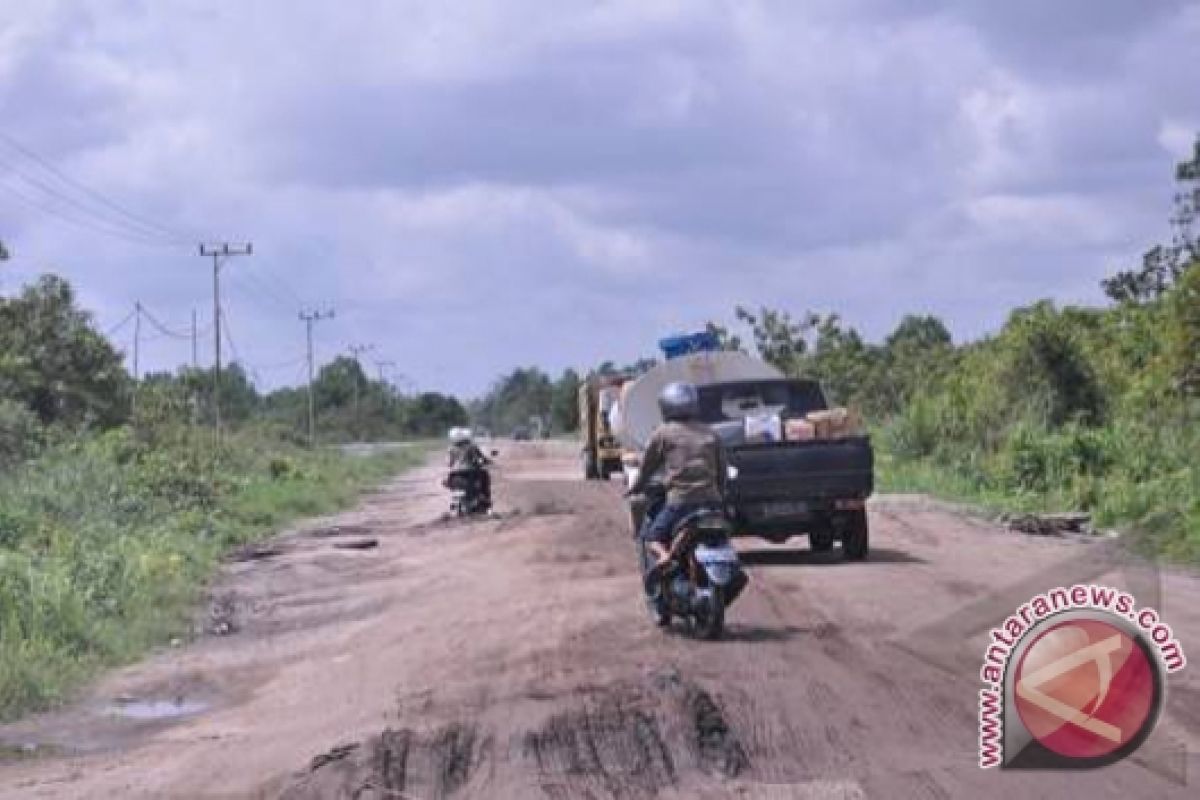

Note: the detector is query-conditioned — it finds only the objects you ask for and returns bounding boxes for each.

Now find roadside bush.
[0,423,422,720]
[881,393,940,460]
[873,295,1196,561]
[0,399,42,470]
[997,422,1111,495]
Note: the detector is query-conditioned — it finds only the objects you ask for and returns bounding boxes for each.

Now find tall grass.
[877,410,1200,561]
[0,426,421,719]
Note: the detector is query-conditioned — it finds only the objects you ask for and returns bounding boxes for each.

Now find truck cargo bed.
[724,435,874,535]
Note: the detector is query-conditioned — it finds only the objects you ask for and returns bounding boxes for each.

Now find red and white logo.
[1013,619,1157,761]
[977,585,1185,770]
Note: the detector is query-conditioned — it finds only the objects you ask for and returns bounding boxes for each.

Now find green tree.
[1102,245,1186,304]
[148,364,260,426]
[473,367,554,434]
[0,274,129,427]
[999,302,1106,427]
[704,321,744,352]
[1168,264,1200,397]
[735,305,817,375]
[314,356,368,411]
[808,314,885,410]
[401,392,468,436]
[260,384,308,429]
[551,368,582,433]
[623,357,659,376]
[0,398,42,469]
[886,315,952,351]
[879,314,954,413]
[1103,135,1198,303]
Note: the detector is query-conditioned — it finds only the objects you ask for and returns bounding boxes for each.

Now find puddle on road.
[106,698,209,721]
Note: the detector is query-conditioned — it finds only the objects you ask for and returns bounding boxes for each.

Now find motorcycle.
[444,450,497,517]
[634,487,748,640]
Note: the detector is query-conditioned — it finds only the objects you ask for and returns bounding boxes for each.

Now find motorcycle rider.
[446,427,493,505]
[626,382,726,594]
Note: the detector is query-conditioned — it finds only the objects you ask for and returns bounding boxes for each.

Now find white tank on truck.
[610,350,783,451]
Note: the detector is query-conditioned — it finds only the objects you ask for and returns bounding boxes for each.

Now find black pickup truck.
[699,379,874,559]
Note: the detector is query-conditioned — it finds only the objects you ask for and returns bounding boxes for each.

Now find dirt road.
[1,442,1197,798]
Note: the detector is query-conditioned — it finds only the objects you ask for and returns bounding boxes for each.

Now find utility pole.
[375,358,397,415]
[375,359,396,386]
[348,343,375,439]
[131,301,142,418]
[199,242,252,441]
[299,308,335,448]
[191,309,198,369]
[132,301,142,381]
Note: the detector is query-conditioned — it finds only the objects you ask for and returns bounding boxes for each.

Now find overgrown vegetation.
[0,268,433,718]
[0,424,418,718]
[710,137,1200,560]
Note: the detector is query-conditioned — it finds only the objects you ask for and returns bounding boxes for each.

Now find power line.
[254,261,307,309]
[241,267,295,311]
[0,130,197,244]
[139,329,189,344]
[221,307,241,367]
[225,266,295,317]
[5,167,181,245]
[0,177,185,248]
[141,305,192,340]
[256,355,308,371]
[104,307,138,337]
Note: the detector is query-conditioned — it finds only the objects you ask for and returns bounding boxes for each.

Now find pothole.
[105,698,209,721]
[685,687,749,778]
[309,523,372,539]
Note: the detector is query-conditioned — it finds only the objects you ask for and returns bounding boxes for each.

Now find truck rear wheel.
[841,510,869,561]
[810,526,834,553]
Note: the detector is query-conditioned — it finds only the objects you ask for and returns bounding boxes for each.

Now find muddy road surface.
[2,442,1197,798]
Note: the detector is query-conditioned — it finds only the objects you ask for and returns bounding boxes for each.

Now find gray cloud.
[1,0,1198,396]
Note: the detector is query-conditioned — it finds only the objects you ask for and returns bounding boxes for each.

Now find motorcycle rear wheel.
[691,587,725,640]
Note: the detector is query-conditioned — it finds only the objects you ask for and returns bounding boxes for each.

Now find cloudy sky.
[1,1,1198,396]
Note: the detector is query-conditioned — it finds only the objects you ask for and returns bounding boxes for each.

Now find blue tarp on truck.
[659,331,720,359]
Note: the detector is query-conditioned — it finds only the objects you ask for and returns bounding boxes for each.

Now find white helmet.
[448,427,472,445]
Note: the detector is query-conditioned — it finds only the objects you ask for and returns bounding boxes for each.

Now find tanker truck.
[612,334,875,559]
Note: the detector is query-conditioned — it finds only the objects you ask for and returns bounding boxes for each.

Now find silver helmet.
[658,381,699,422]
